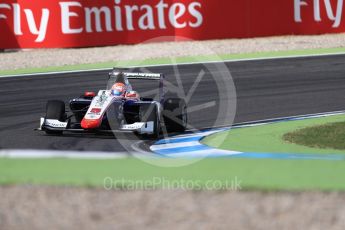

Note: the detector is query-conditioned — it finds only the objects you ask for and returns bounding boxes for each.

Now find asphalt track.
[1,54,345,153]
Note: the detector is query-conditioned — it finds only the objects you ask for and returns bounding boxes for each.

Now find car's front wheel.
[45,100,66,135]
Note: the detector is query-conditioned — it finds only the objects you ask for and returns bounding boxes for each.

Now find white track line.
[2,51,345,78]
[0,149,128,159]
[194,110,345,131]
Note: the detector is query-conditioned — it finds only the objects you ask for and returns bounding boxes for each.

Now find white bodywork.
[40,118,68,129]
[84,90,117,120]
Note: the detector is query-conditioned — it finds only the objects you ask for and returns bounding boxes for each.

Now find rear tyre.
[45,100,66,135]
[163,98,188,133]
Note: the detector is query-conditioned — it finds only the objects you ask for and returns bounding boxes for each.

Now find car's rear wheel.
[45,100,66,135]
[163,98,188,133]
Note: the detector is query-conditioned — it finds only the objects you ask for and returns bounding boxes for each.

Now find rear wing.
[110,68,162,80]
[109,68,165,103]
[118,72,162,80]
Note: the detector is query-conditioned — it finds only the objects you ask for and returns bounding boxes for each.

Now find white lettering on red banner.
[294,0,343,27]
[0,0,344,49]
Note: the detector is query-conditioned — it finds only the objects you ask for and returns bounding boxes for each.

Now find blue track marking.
[152,145,211,154]
[155,136,202,144]
[150,111,345,160]
[229,153,345,161]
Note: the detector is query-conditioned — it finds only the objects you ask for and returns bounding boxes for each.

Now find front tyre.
[45,100,66,135]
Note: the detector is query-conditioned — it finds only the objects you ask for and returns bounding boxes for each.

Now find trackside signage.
[0,0,345,48]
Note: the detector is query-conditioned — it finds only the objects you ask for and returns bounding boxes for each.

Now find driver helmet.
[111,82,126,96]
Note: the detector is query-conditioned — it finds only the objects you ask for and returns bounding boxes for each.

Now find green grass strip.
[1,157,345,191]
[203,114,345,154]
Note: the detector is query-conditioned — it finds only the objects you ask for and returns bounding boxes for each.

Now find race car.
[37,69,188,138]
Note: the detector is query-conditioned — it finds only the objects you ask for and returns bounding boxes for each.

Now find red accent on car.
[84,92,96,97]
[81,118,102,129]
[126,93,137,98]
[90,108,101,114]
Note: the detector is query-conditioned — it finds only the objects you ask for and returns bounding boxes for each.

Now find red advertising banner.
[0,0,344,49]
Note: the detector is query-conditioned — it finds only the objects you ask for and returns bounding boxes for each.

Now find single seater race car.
[37,69,188,138]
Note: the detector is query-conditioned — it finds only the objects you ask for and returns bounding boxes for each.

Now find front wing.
[38,117,155,134]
